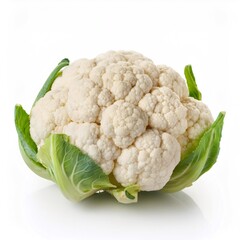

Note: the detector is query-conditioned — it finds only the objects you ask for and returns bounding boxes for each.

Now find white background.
[1,0,240,239]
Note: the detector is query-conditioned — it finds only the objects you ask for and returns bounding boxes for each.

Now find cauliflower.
[15,52,225,204]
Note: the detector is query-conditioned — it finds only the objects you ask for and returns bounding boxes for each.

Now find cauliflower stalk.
[15,51,225,204]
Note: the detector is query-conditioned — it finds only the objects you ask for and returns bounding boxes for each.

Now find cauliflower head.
[30,51,213,189]
[15,51,225,204]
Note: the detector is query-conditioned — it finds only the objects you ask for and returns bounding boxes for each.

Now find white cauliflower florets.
[62,58,96,79]
[101,100,148,148]
[113,129,181,191]
[138,87,187,137]
[66,78,101,123]
[30,88,70,146]
[157,65,189,98]
[177,97,213,151]
[101,62,153,104]
[30,50,213,191]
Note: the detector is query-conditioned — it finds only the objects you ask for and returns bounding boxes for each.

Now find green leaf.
[37,134,115,202]
[162,112,225,193]
[33,58,69,106]
[108,185,140,204]
[184,65,202,100]
[14,105,51,179]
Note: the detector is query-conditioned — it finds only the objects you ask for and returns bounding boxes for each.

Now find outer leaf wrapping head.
[37,134,115,202]
[162,112,225,193]
[14,105,51,179]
